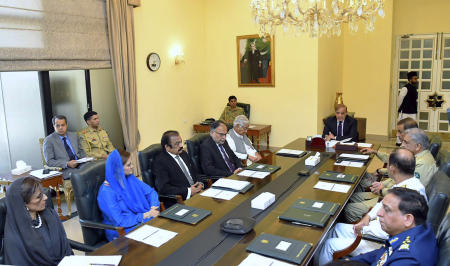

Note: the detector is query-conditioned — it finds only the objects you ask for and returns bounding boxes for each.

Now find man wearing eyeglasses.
[226,115,261,165]
[200,120,243,177]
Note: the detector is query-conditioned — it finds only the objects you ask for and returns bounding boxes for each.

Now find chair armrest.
[79,219,125,237]
[333,233,363,260]
[68,239,96,252]
[362,234,386,244]
[158,194,184,204]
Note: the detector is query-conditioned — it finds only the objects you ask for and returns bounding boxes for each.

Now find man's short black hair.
[407,71,418,81]
[388,148,416,176]
[397,117,418,130]
[52,115,67,125]
[210,120,226,132]
[228,95,237,102]
[387,187,428,225]
[161,130,179,148]
[83,111,98,122]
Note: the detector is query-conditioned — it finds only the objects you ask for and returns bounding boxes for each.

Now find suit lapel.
[53,133,68,159]
[165,152,189,181]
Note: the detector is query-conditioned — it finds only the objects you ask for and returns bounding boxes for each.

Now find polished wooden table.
[0,171,68,220]
[92,138,377,265]
[193,123,271,150]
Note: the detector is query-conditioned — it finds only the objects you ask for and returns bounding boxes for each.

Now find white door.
[393,33,450,133]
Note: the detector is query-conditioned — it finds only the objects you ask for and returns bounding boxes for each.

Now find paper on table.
[314,181,351,194]
[338,153,369,160]
[239,253,295,266]
[357,143,373,148]
[276,149,304,155]
[339,141,356,145]
[238,170,270,179]
[200,188,238,200]
[313,181,334,190]
[334,161,364,168]
[326,140,338,147]
[212,178,250,191]
[30,169,61,179]
[332,184,351,193]
[58,255,122,266]
[75,157,94,163]
[126,225,177,247]
[340,137,353,143]
[248,125,256,128]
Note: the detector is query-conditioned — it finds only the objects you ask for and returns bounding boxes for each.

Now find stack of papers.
[276,149,304,156]
[212,178,250,191]
[313,181,351,193]
[338,154,370,160]
[239,253,294,266]
[30,169,61,179]
[238,170,270,179]
[200,188,238,200]
[126,225,177,247]
[338,141,356,145]
[357,143,373,148]
[75,157,94,163]
[58,255,122,266]
[334,161,364,168]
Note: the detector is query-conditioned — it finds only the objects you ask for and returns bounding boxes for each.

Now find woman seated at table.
[98,149,160,241]
[4,177,73,265]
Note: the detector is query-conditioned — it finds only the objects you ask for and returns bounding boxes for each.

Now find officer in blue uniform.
[350,187,438,266]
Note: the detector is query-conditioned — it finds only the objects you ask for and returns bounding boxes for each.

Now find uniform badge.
[414,172,420,179]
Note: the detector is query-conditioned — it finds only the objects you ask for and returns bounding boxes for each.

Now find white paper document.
[212,178,250,191]
[357,143,373,148]
[30,169,61,179]
[126,225,177,247]
[238,170,270,179]
[239,253,295,266]
[314,181,351,193]
[58,255,122,266]
[276,149,304,156]
[338,153,369,160]
[326,140,339,147]
[334,161,364,168]
[75,157,94,163]
[339,141,356,145]
[200,188,238,200]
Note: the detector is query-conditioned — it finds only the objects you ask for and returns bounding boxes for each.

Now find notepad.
[239,253,295,266]
[126,225,177,247]
[334,161,364,168]
[58,255,122,266]
[314,181,351,193]
[238,170,270,179]
[212,178,250,191]
[200,188,238,200]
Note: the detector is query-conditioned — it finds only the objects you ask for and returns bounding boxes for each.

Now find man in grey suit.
[43,115,85,180]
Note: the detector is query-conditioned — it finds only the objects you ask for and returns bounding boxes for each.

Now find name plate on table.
[246,233,312,265]
[160,204,211,225]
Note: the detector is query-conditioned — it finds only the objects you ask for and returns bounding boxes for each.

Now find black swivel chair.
[138,144,183,207]
[236,102,251,120]
[437,213,450,266]
[70,160,125,250]
[429,135,442,160]
[436,150,450,177]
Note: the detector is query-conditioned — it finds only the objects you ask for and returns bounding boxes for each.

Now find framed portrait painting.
[237,34,274,87]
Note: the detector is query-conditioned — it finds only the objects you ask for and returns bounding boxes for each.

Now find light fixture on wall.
[170,45,185,65]
[250,0,385,38]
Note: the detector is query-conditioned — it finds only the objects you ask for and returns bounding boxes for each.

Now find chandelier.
[250,0,385,37]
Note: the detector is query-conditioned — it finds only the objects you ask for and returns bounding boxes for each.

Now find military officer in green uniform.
[219,95,245,126]
[78,111,115,159]
[351,187,438,266]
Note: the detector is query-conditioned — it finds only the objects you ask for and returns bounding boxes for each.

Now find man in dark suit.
[200,120,243,177]
[43,115,86,180]
[322,104,358,142]
[154,130,204,200]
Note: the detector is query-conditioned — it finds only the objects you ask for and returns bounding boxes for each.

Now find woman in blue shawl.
[97,149,160,241]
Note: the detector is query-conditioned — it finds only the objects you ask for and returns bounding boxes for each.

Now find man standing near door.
[398,71,418,145]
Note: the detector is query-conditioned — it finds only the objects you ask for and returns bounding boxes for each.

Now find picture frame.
[237,34,275,87]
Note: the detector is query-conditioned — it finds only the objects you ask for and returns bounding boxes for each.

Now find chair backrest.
[39,138,46,167]
[185,133,210,175]
[427,192,449,234]
[429,135,442,159]
[436,150,450,176]
[437,213,450,266]
[236,102,250,120]
[426,170,450,201]
[138,144,163,188]
[70,160,107,247]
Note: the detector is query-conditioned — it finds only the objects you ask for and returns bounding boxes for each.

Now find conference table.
[92,138,378,265]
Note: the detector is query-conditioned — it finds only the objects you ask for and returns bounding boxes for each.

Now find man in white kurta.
[317,148,427,265]
[226,115,261,165]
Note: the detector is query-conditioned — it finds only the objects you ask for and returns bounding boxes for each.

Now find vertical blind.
[0,0,111,71]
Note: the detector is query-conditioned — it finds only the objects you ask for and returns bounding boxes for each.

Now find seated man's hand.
[325,132,335,141]
[361,147,377,155]
[248,153,262,162]
[67,160,78,168]
[233,168,243,174]
[370,181,384,195]
[190,182,202,195]
[353,215,370,235]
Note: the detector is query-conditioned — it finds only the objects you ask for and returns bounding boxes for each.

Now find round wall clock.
[146,52,161,71]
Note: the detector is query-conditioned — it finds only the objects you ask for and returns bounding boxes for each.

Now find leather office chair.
[428,135,442,160]
[226,102,251,120]
[436,150,450,177]
[39,138,73,216]
[138,144,183,207]
[70,160,125,250]
[437,213,450,266]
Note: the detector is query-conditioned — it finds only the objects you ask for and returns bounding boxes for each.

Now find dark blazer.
[322,115,358,142]
[153,151,201,200]
[200,136,243,177]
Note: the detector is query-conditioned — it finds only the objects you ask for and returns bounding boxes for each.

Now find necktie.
[338,121,343,137]
[62,137,76,160]
[218,144,236,173]
[175,155,194,185]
